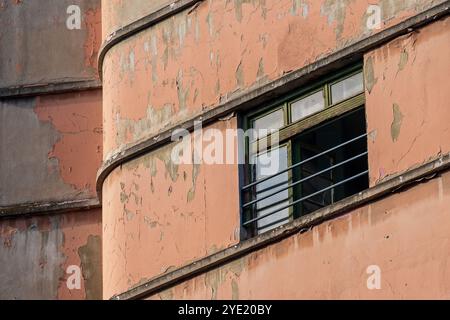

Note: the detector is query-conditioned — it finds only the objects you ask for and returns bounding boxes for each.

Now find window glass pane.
[291,90,325,122]
[254,146,290,234]
[252,108,284,141]
[331,72,364,104]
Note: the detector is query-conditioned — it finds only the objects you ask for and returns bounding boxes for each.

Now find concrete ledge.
[96,2,450,202]
[0,80,102,99]
[0,198,101,219]
[112,153,450,300]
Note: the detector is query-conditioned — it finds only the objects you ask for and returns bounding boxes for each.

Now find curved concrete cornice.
[0,79,101,99]
[0,198,100,219]
[95,1,450,201]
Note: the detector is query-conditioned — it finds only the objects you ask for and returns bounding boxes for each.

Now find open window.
[241,67,369,238]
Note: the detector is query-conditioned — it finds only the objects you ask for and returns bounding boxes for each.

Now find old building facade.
[1,0,450,300]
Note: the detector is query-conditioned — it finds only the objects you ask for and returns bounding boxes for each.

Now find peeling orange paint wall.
[101,0,450,300]
[102,0,446,160]
[140,13,450,301]
[365,16,450,185]
[102,0,450,299]
[148,170,450,300]
[35,91,103,197]
[102,118,239,298]
[0,90,104,300]
[1,90,103,205]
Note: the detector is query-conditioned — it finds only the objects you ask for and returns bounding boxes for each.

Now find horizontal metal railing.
[242,133,368,191]
[242,133,368,229]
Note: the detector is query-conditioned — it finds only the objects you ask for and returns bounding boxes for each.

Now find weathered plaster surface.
[0,209,102,300]
[148,170,450,299]
[0,0,101,89]
[34,90,103,196]
[102,0,445,159]
[365,16,450,185]
[0,90,103,207]
[102,0,172,40]
[102,118,239,298]
[101,0,450,299]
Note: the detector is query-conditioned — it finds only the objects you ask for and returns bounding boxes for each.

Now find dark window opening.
[241,67,369,239]
[292,108,368,218]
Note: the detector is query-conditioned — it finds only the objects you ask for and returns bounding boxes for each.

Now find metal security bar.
[241,133,369,232]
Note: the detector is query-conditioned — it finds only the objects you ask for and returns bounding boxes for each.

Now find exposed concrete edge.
[0,198,101,219]
[98,0,204,79]
[0,79,102,99]
[112,153,450,300]
[96,2,450,201]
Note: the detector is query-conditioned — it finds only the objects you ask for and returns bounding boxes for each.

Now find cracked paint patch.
[390,103,404,142]
[83,6,101,72]
[364,56,377,94]
[78,235,102,300]
[398,49,409,72]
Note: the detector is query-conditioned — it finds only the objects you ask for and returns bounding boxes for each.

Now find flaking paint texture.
[102,0,445,159]
[0,209,102,300]
[0,90,103,206]
[101,0,450,299]
[102,119,239,298]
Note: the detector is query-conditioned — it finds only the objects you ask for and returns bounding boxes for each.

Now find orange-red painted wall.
[149,170,450,300]
[100,0,450,299]
[102,0,445,159]
[365,16,450,185]
[102,119,240,298]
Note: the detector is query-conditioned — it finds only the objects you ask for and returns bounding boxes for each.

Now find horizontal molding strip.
[113,153,450,300]
[0,198,100,219]
[0,79,102,99]
[96,2,450,201]
[98,0,204,80]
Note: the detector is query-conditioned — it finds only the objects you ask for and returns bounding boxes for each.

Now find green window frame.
[241,65,368,238]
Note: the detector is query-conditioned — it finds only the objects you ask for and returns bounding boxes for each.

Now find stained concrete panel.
[0,0,101,89]
[0,209,102,300]
[0,90,102,207]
